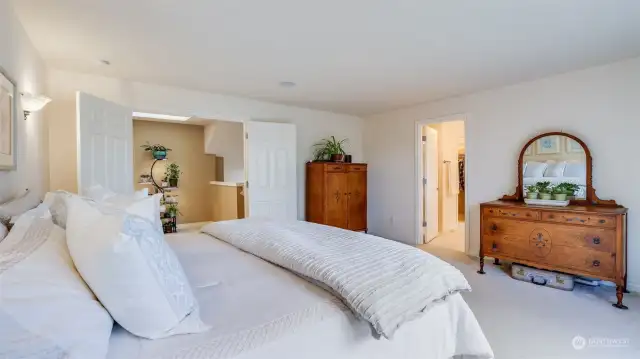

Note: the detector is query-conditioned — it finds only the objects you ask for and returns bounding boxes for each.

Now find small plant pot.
[553,193,567,201]
[153,150,167,160]
[168,178,178,188]
[331,154,345,162]
[540,193,552,200]
[526,192,539,199]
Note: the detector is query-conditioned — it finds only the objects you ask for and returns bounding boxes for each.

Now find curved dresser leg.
[613,286,628,310]
[477,256,486,274]
[494,258,500,265]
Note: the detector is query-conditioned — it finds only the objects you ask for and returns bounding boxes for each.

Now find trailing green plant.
[140,142,172,152]
[313,136,347,161]
[165,203,180,218]
[536,181,552,194]
[164,162,182,180]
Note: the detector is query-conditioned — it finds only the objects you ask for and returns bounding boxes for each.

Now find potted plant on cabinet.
[165,203,179,218]
[555,182,580,200]
[164,162,182,188]
[313,136,347,162]
[536,181,553,200]
[552,185,568,201]
[141,142,172,160]
[526,185,539,199]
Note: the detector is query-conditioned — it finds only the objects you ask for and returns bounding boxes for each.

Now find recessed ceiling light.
[279,81,296,88]
[100,59,111,65]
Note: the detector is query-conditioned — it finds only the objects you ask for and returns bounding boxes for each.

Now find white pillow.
[85,184,148,202]
[0,189,41,225]
[65,195,208,339]
[544,161,566,177]
[523,161,548,178]
[0,222,7,243]
[0,206,113,359]
[565,162,586,178]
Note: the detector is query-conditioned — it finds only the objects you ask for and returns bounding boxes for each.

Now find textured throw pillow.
[42,191,76,229]
[0,205,113,359]
[65,196,208,339]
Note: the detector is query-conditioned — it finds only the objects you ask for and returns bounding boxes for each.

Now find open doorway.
[417,117,467,253]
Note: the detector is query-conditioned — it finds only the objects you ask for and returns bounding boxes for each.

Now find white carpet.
[421,245,640,359]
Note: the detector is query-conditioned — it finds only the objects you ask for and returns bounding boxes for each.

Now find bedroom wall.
[203,120,245,183]
[46,69,364,219]
[133,120,217,224]
[364,56,640,291]
[0,0,48,202]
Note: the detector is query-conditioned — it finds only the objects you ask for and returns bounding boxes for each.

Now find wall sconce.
[21,92,52,120]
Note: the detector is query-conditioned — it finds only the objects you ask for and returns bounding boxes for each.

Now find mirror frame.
[501,131,618,206]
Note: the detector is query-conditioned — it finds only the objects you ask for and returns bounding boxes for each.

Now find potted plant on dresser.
[537,181,553,200]
[313,136,347,162]
[164,162,182,188]
[140,142,172,160]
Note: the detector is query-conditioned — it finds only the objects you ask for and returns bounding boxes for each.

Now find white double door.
[76,92,297,220]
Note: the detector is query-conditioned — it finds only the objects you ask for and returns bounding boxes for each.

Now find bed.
[106,231,493,359]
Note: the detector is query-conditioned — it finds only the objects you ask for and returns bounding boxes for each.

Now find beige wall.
[133,120,216,224]
[204,120,244,182]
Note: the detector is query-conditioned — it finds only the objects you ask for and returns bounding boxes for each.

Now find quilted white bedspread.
[201,219,471,339]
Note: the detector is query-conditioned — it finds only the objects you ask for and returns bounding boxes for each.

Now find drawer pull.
[491,224,498,231]
[592,237,601,245]
[565,217,586,223]
[599,219,606,224]
[592,260,600,267]
[491,242,497,251]
[548,214,555,219]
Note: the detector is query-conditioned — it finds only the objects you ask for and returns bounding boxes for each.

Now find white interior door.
[424,127,439,242]
[76,92,133,196]
[245,121,297,220]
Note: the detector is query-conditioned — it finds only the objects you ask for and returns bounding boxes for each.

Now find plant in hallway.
[313,136,347,162]
[525,185,539,199]
[164,162,182,187]
[164,203,180,218]
[141,142,172,160]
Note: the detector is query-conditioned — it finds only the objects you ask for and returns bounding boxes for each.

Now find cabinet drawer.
[325,164,346,172]
[483,218,615,253]
[483,235,615,277]
[541,212,616,228]
[348,164,367,172]
[483,207,540,220]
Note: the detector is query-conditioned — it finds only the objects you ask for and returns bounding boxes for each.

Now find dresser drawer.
[347,164,367,172]
[325,164,346,172]
[483,207,540,220]
[541,211,616,228]
[483,218,615,253]
[483,235,615,277]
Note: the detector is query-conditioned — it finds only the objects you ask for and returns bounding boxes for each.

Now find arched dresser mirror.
[479,132,629,309]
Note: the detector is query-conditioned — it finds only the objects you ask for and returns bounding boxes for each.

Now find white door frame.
[415,114,470,254]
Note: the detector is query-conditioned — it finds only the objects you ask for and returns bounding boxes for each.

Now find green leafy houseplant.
[525,185,539,199]
[536,181,553,200]
[164,162,182,187]
[165,203,179,218]
[141,142,172,160]
[553,182,580,200]
[313,136,348,162]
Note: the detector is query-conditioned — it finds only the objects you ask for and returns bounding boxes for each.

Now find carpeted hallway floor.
[419,245,640,359]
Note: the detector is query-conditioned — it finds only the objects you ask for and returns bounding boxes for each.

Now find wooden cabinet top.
[306,162,367,166]
[481,200,627,215]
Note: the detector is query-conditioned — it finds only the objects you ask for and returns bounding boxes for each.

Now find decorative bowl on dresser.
[479,132,629,309]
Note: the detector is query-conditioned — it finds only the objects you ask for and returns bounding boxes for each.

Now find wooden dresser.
[306,162,367,231]
[480,200,628,307]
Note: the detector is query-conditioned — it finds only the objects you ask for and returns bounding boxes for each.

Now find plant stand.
[139,159,180,234]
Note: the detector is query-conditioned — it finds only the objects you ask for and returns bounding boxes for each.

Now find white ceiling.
[12,0,640,115]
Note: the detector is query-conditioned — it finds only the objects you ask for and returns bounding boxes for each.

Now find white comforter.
[201,219,471,339]
[107,232,493,359]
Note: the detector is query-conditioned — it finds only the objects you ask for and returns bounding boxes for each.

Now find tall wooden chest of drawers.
[479,201,628,308]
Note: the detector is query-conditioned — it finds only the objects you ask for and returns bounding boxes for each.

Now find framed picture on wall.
[0,67,17,171]
[566,138,584,153]
[536,135,560,154]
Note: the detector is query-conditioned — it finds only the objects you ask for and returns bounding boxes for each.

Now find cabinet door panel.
[347,170,367,231]
[325,172,348,229]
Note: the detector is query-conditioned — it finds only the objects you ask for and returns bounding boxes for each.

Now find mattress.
[107,232,493,359]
